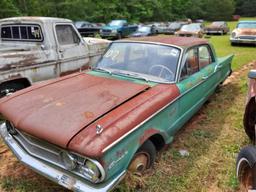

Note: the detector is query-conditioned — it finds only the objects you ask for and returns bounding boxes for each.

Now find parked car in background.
[236,70,256,191]
[74,21,101,37]
[129,25,156,37]
[167,22,183,34]
[0,17,110,97]
[230,21,256,45]
[151,22,170,34]
[0,36,233,192]
[175,23,204,38]
[204,21,229,35]
[100,19,137,39]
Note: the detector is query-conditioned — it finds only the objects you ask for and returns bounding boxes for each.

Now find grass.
[0,18,256,192]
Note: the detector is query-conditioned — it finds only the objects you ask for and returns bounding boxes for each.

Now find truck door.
[55,24,90,76]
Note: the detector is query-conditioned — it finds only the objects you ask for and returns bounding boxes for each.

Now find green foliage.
[235,0,256,17]
[0,0,240,22]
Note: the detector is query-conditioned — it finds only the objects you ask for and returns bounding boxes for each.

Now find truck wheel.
[117,33,122,39]
[0,83,25,98]
[237,146,256,190]
[128,140,156,173]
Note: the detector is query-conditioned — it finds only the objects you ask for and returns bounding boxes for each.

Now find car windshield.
[181,24,200,32]
[74,21,89,28]
[237,22,256,29]
[169,23,181,28]
[211,22,224,26]
[96,42,181,83]
[108,20,124,26]
[137,26,151,33]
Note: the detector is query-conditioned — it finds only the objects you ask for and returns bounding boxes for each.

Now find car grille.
[12,129,88,177]
[239,35,256,40]
[102,29,111,33]
[13,129,68,169]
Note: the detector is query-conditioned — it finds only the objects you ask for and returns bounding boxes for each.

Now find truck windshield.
[108,20,124,26]
[96,42,181,83]
[1,24,43,42]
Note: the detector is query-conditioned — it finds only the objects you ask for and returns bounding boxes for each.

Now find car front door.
[55,24,90,76]
[170,46,210,134]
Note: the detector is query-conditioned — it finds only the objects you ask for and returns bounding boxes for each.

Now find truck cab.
[0,17,109,97]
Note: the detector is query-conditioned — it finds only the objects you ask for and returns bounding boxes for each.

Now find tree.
[0,0,20,19]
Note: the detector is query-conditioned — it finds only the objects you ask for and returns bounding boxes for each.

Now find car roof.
[118,36,208,47]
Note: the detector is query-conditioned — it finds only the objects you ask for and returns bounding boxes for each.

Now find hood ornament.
[96,124,103,135]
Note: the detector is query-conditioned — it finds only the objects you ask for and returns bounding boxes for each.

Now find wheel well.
[1,78,31,88]
[148,134,166,151]
[244,97,256,141]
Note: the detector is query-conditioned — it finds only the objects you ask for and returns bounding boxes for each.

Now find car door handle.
[202,76,208,80]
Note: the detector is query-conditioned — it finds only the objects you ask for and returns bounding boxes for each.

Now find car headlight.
[100,29,103,33]
[231,32,237,38]
[112,29,117,33]
[78,159,101,182]
[60,151,77,170]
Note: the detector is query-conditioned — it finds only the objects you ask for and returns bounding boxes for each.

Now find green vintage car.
[0,36,233,191]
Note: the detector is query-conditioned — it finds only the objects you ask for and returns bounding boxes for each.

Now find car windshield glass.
[137,26,150,33]
[181,24,200,32]
[237,22,256,29]
[211,22,224,26]
[96,42,180,82]
[169,23,180,28]
[108,20,124,26]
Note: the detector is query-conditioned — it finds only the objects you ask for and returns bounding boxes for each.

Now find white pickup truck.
[0,17,110,97]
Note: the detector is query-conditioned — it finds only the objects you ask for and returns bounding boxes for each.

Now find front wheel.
[237,146,256,190]
[128,140,156,173]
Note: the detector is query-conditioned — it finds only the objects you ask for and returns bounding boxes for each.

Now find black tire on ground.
[231,42,236,46]
[0,82,25,98]
[236,145,256,190]
[128,140,156,173]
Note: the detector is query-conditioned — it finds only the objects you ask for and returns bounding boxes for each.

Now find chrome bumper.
[0,123,126,192]
[230,38,256,44]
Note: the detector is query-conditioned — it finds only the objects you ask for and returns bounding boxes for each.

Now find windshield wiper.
[112,70,149,82]
[94,67,112,75]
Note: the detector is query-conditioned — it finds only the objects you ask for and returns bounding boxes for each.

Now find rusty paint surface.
[68,84,180,158]
[233,28,256,36]
[0,73,150,148]
[122,36,208,47]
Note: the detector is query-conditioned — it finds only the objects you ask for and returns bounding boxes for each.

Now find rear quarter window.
[0,24,43,42]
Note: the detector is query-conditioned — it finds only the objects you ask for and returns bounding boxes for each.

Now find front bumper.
[230,37,256,44]
[0,123,126,192]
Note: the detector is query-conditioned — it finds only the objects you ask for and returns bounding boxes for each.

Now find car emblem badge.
[96,124,103,135]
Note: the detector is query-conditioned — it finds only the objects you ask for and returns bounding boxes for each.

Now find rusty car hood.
[234,28,256,36]
[0,73,150,147]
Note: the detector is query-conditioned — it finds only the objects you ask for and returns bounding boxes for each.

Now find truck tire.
[117,32,122,39]
[237,145,256,190]
[0,82,25,98]
[128,140,156,173]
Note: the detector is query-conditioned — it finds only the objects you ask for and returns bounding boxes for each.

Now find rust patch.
[84,111,94,119]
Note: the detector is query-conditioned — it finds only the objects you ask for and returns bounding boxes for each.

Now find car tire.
[0,82,25,98]
[128,140,156,173]
[237,145,256,190]
[244,98,256,142]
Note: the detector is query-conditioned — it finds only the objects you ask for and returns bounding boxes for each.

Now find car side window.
[199,46,213,69]
[180,48,199,80]
[56,25,80,45]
